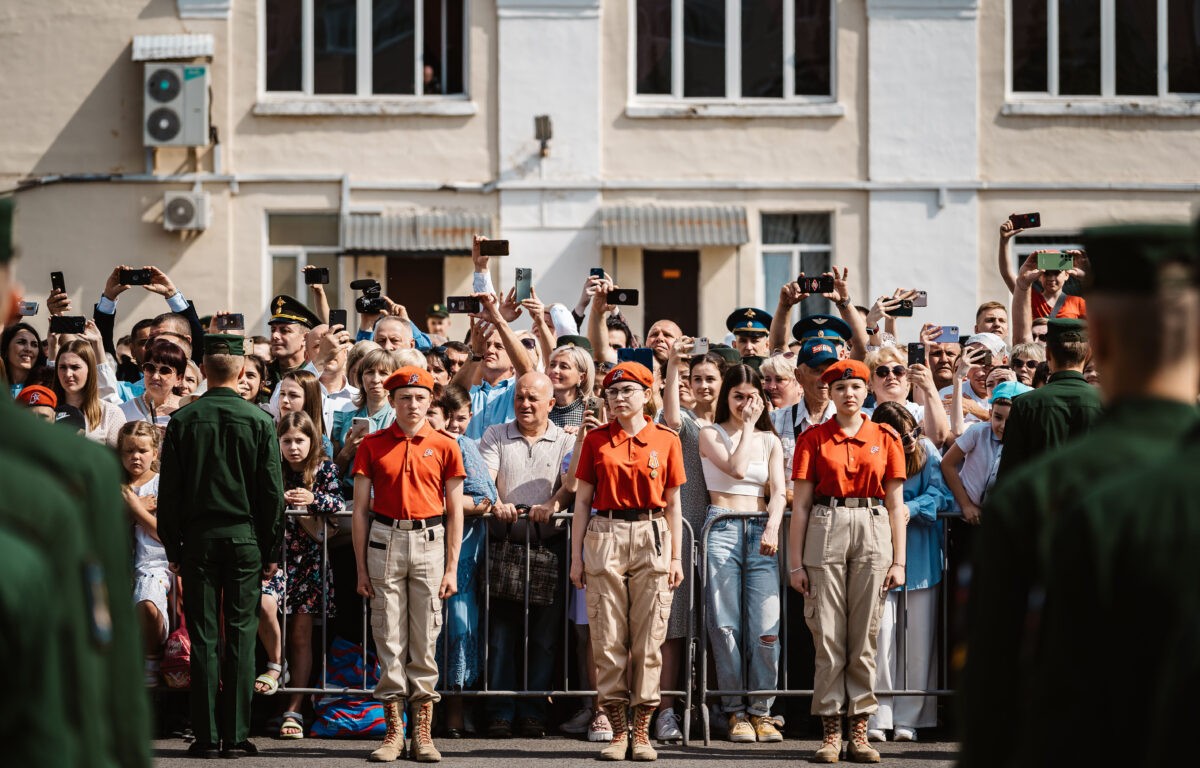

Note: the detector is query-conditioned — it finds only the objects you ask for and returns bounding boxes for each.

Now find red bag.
[161,624,191,689]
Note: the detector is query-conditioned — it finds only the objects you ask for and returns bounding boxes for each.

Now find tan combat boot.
[630,705,658,761]
[368,701,406,762]
[814,715,843,763]
[599,704,629,761]
[413,701,442,762]
[845,714,881,763]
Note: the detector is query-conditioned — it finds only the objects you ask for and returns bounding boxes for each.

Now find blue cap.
[990,380,1033,404]
[796,338,841,368]
[725,307,772,335]
[792,313,851,343]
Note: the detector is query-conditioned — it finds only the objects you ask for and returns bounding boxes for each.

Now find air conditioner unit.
[163,191,210,231]
[144,63,210,147]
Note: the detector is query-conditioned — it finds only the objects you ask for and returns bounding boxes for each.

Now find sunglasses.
[520,337,538,350]
[901,426,923,445]
[142,362,177,377]
[1012,358,1040,369]
[874,365,907,379]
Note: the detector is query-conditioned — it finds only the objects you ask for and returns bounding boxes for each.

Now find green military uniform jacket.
[157,387,285,564]
[959,398,1200,768]
[0,395,150,768]
[995,370,1104,480]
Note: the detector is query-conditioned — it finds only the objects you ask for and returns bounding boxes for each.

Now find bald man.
[477,371,575,738]
[645,320,682,367]
[373,315,415,351]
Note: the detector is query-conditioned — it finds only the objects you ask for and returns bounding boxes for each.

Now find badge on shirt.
[870,446,880,454]
[649,450,660,479]
[423,448,434,457]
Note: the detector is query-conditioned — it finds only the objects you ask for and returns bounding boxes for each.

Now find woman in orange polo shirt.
[787,359,909,764]
[570,361,685,763]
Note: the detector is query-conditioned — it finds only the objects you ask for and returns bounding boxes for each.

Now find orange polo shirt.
[792,414,905,500]
[353,421,466,520]
[575,421,685,511]
[1031,292,1087,319]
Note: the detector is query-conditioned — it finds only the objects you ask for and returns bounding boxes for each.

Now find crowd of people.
[4,195,1200,767]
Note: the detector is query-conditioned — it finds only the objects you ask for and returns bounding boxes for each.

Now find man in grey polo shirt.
[477,372,574,739]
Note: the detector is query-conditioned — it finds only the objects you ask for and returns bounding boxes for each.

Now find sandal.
[254,662,285,695]
[279,711,305,740]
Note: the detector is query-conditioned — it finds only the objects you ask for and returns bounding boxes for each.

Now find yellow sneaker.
[749,714,783,743]
[727,712,756,743]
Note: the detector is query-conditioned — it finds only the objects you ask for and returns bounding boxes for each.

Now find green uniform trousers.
[182,538,262,746]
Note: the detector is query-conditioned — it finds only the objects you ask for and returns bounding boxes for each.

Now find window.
[1009,0,1200,98]
[761,213,832,322]
[264,0,465,96]
[268,214,346,309]
[634,0,833,100]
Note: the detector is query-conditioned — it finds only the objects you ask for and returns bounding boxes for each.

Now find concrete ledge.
[253,98,478,117]
[624,101,845,119]
[1002,99,1200,118]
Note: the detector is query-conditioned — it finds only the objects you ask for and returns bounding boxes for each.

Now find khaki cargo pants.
[584,516,674,709]
[801,503,893,717]
[367,520,445,704]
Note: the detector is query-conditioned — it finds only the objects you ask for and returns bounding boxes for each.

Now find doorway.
[386,255,445,331]
[642,250,699,336]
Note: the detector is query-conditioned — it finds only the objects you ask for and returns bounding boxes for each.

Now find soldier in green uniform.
[157,334,286,758]
[0,197,151,768]
[958,224,1200,768]
[263,294,321,399]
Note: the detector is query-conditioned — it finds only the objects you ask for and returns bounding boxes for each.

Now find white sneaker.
[655,708,683,742]
[587,710,614,742]
[560,707,593,735]
[867,728,887,742]
[893,727,917,742]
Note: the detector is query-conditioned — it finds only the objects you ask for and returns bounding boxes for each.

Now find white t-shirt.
[954,421,1002,506]
[131,475,169,571]
[939,381,990,425]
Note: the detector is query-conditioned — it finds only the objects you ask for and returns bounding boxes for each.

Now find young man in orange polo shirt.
[353,366,465,763]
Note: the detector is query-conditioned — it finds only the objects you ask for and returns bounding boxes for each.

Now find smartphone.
[912,291,928,308]
[50,271,65,294]
[215,313,244,331]
[17,301,38,317]
[1037,251,1075,271]
[907,343,926,367]
[797,275,835,294]
[589,267,606,279]
[118,268,153,286]
[616,347,655,371]
[515,267,533,302]
[585,395,602,419]
[49,315,86,334]
[892,299,915,317]
[328,309,348,329]
[936,325,960,344]
[692,337,709,355]
[447,295,482,314]
[351,416,371,432]
[1010,212,1041,230]
[479,239,510,257]
[304,267,330,285]
[608,288,639,306]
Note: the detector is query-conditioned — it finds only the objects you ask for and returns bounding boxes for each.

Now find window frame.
[626,0,839,115]
[758,212,834,325]
[1005,0,1200,106]
[257,0,471,104]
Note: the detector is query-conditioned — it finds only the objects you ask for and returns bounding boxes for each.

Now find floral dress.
[262,461,342,616]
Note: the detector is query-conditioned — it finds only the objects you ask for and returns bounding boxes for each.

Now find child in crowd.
[941,381,1032,524]
[277,369,334,459]
[119,421,170,686]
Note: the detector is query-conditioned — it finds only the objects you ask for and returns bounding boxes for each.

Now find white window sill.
[1002,98,1200,118]
[624,100,845,119]
[254,97,477,117]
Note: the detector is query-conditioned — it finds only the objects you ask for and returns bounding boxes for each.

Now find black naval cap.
[1044,318,1087,345]
[792,313,851,343]
[726,307,772,336]
[555,334,594,354]
[268,294,322,328]
[0,197,13,263]
[1080,223,1199,293]
[203,333,245,356]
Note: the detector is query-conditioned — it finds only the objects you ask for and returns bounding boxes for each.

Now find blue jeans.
[705,507,781,716]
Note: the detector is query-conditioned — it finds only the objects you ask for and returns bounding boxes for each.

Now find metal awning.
[342,211,494,254]
[132,34,215,61]
[600,205,749,247]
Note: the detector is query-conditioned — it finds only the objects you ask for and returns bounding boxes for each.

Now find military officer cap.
[792,313,851,343]
[1044,318,1088,344]
[726,307,772,336]
[555,334,594,354]
[427,303,450,319]
[268,294,321,328]
[0,197,13,263]
[203,333,245,357]
[709,344,742,366]
[1080,223,1199,292]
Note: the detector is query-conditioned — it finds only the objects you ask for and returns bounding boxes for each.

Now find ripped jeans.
[704,507,781,716]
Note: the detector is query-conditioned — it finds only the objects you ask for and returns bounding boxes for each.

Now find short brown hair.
[975,301,1007,321]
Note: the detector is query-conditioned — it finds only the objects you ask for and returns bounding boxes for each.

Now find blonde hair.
[759,353,796,379]
[549,344,596,399]
[864,346,904,371]
[393,348,427,369]
[116,421,162,478]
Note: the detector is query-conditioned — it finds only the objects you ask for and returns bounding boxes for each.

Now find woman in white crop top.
[697,364,787,743]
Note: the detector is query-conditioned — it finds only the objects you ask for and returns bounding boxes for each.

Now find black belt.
[371,512,444,530]
[815,495,879,509]
[597,509,665,521]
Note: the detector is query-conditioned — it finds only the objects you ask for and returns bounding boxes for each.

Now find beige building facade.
[3,0,1198,342]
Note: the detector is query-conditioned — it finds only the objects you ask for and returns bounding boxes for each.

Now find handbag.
[293,505,342,544]
[487,507,559,607]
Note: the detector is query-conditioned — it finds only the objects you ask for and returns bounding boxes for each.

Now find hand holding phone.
[1009,212,1041,230]
[50,271,66,294]
[447,296,482,314]
[304,267,330,285]
[328,309,348,329]
[608,289,639,306]
[907,343,926,367]
[891,299,915,317]
[215,313,245,332]
[692,337,709,355]
[1037,251,1075,271]
[49,315,86,335]
[797,275,835,294]
[479,239,510,257]
[515,268,533,302]
[119,268,154,286]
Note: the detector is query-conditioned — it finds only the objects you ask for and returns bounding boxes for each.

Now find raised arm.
[1010,253,1041,345]
[997,216,1022,294]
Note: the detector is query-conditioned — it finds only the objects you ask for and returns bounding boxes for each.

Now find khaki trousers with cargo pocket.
[367,521,445,704]
[801,503,892,717]
[584,516,674,709]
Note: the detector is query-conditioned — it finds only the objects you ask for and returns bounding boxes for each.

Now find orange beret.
[602,362,653,390]
[17,385,58,410]
[820,359,870,385]
[383,365,435,393]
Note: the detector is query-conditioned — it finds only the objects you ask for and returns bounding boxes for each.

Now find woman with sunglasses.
[865,402,953,744]
[54,339,124,447]
[119,338,186,429]
[1007,342,1045,387]
[788,359,908,764]
[864,347,950,448]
